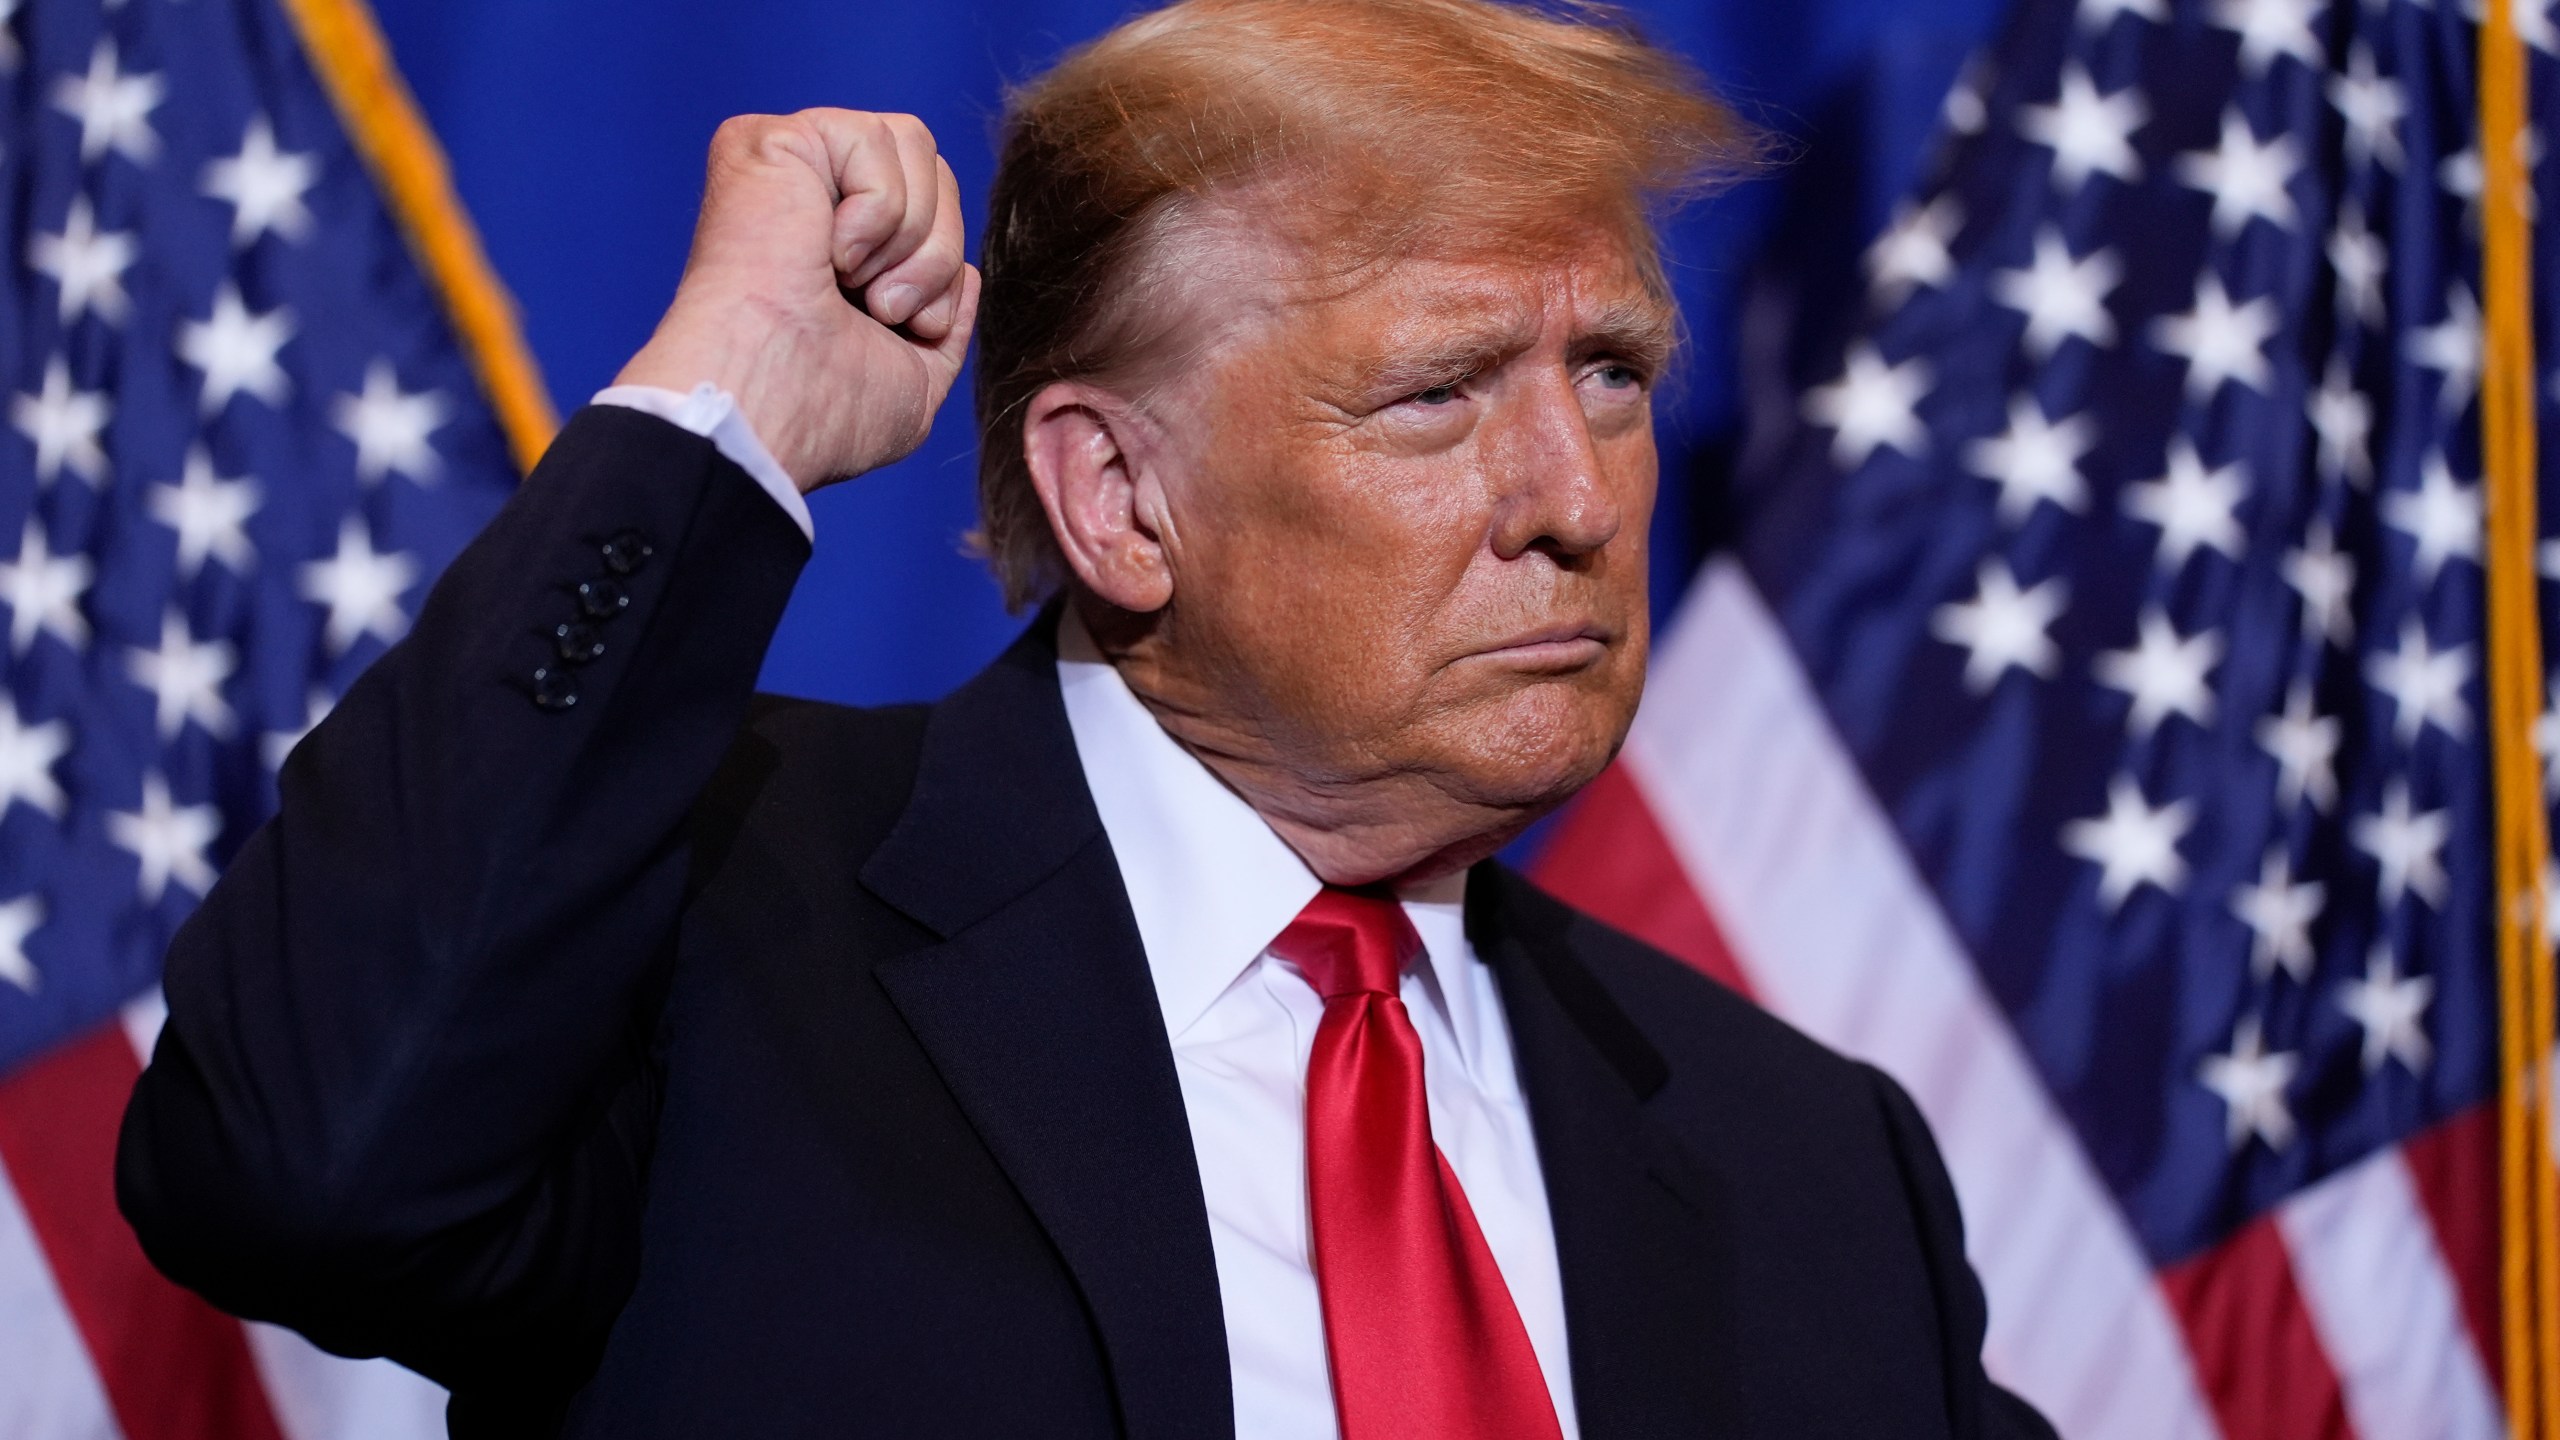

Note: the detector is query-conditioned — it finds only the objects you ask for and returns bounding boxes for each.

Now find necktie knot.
[1271,886,1419,1000]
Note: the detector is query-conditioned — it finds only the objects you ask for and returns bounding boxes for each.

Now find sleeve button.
[601,531,654,575]
[530,666,579,711]
[553,621,605,664]
[576,578,630,619]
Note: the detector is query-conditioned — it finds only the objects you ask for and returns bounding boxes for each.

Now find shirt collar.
[1056,611,1485,1067]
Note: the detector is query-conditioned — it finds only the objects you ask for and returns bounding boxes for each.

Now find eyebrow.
[1572,295,1678,373]
[1360,293,1679,396]
[1364,323,1537,394]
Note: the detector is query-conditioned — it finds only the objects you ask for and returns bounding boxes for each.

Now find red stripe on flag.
[2158,1212,2352,1440]
[0,1022,287,1440]
[2402,1103,2504,1397]
[1529,760,1755,996]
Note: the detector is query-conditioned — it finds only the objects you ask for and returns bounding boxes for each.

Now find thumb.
[912,264,983,398]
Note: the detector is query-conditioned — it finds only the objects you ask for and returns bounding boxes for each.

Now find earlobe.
[1022,382,1175,612]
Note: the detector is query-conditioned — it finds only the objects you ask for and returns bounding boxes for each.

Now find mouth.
[1464,622,1612,672]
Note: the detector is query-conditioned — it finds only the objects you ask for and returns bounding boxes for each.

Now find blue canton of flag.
[0,0,516,1076]
[1761,0,2532,1313]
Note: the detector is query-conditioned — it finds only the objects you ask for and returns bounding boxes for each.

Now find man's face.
[1127,229,1664,843]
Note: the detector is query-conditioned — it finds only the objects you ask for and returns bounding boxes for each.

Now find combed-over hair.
[972,0,1761,609]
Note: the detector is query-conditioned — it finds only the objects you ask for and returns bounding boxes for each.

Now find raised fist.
[615,109,980,492]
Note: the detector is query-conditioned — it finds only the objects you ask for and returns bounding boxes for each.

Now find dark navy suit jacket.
[116,407,2056,1439]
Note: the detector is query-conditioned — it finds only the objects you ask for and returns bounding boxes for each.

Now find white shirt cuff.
[591,383,814,541]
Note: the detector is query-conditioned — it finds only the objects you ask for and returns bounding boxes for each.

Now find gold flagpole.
[275,0,559,474]
[2478,0,2559,1432]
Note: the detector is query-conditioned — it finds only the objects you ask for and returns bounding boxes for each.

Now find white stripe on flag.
[0,1148,121,1440]
[2277,1146,2502,1440]
[243,1322,450,1440]
[1624,559,2221,1440]
[116,991,451,1440]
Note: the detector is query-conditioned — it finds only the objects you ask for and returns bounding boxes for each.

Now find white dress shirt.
[598,386,1580,1438]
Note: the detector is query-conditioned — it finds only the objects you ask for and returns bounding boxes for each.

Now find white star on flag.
[0,698,69,820]
[2258,682,2342,813]
[29,196,137,325]
[2469,0,2560,56]
[2338,946,2434,1074]
[2282,519,2356,649]
[2232,849,2324,982]
[333,359,451,485]
[201,115,318,246]
[2382,454,2481,585]
[2122,437,2246,573]
[2062,774,2194,912]
[298,515,419,655]
[0,0,21,74]
[12,357,110,487]
[2407,285,2483,415]
[2175,108,2302,236]
[0,519,92,655]
[2329,44,2407,172]
[0,895,38,995]
[2017,66,2147,192]
[2199,1015,2299,1152]
[2079,0,2167,30]
[2365,618,2473,745]
[2152,272,2278,402]
[149,449,262,579]
[107,773,221,904]
[2328,203,2388,330]
[1802,343,1932,468]
[263,688,335,773]
[1932,559,2067,693]
[1865,195,1962,306]
[126,610,238,741]
[1966,395,2095,522]
[53,38,164,165]
[2209,0,2323,72]
[2439,129,2543,227]
[1942,68,1989,136]
[2352,778,2452,909]
[2307,358,2373,486]
[178,283,295,415]
[1989,228,2121,358]
[2093,609,2223,737]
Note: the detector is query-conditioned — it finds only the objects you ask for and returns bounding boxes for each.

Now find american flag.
[1542,0,2550,1434]
[0,0,522,1432]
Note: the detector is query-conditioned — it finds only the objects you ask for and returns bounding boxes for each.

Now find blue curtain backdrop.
[366,0,2016,708]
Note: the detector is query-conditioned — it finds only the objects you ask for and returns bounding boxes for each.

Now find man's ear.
[1022,381,1175,613]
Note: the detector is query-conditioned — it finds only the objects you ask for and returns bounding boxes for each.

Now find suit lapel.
[861,617,1233,1440]
[1471,867,1748,1440]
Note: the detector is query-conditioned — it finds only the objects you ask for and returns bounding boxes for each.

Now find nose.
[1487,374,1623,565]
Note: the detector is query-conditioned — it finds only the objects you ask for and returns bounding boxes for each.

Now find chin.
[1430,674,1632,813]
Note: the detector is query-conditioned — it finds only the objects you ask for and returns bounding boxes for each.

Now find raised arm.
[115,109,977,1405]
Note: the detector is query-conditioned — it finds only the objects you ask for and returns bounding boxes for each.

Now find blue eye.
[1593,364,1641,389]
[1411,384,1461,406]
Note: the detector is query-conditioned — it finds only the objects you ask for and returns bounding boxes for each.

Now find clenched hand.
[616,109,980,493]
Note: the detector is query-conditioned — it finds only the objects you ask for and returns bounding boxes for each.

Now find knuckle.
[709,113,774,153]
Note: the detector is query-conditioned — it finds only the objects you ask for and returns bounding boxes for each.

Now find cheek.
[1199,452,1486,644]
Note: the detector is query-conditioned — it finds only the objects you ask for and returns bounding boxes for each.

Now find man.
[119,1,2056,1436]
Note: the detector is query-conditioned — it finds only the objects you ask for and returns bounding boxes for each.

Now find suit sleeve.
[1863,1063,2062,1440]
[115,406,811,1404]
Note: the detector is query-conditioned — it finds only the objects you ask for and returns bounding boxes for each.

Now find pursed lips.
[1463,621,1611,671]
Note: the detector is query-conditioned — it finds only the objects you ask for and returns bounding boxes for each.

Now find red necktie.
[1270,887,1565,1440]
